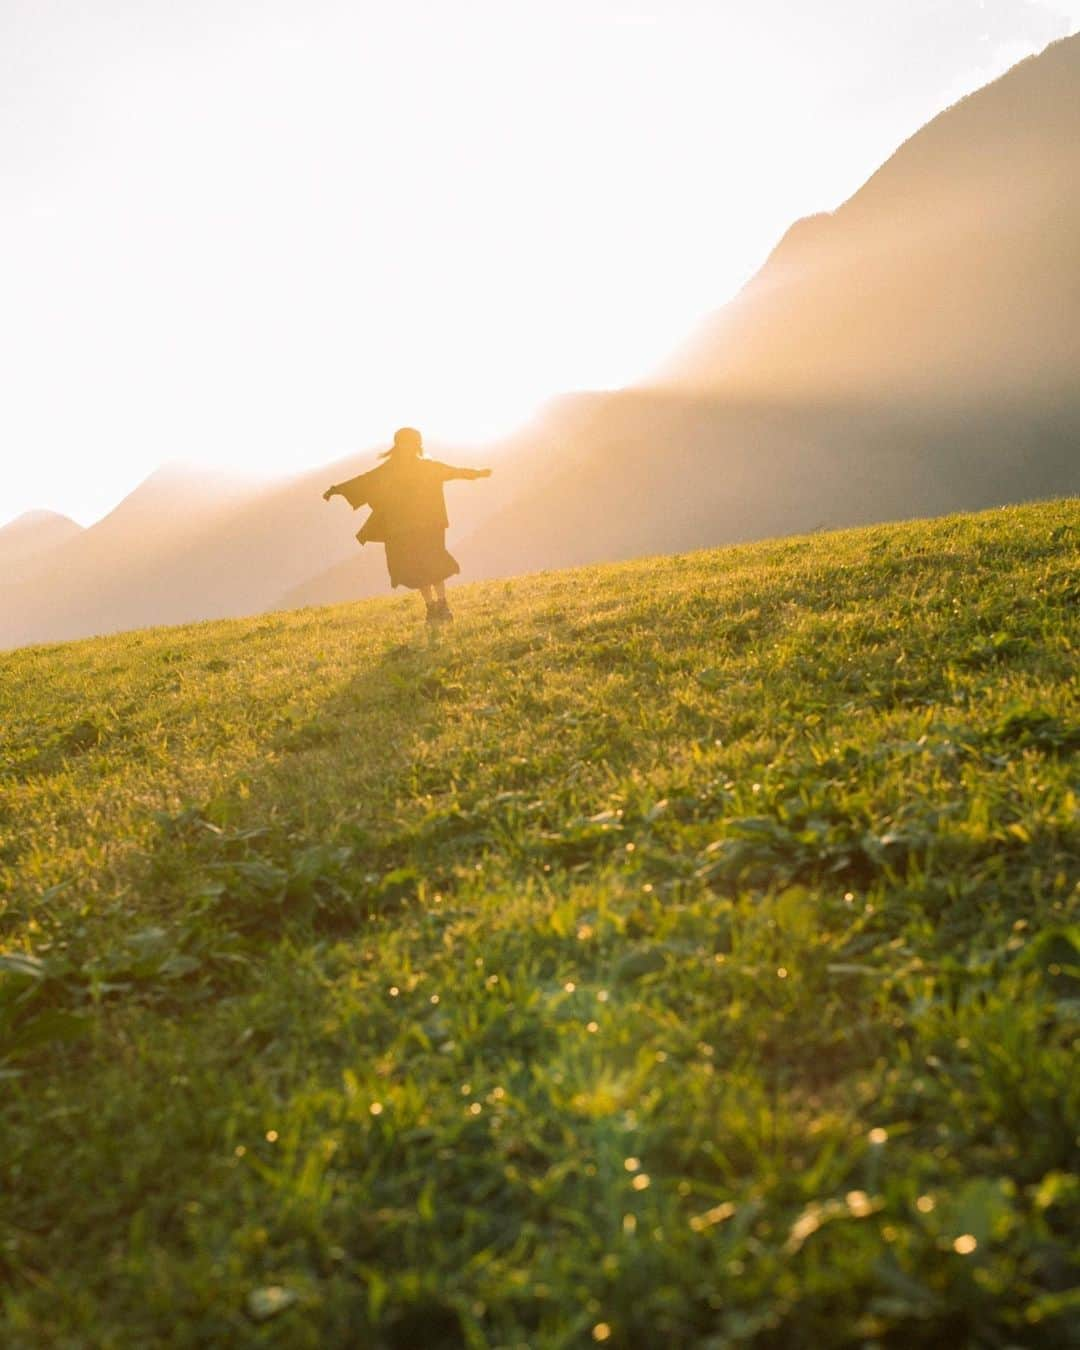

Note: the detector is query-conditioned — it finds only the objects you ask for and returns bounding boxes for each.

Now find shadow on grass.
[144,624,470,947]
[1,620,476,1049]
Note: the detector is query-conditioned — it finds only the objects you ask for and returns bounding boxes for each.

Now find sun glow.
[2,0,1075,524]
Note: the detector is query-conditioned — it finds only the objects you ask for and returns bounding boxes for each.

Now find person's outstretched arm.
[443,466,493,481]
[323,469,375,507]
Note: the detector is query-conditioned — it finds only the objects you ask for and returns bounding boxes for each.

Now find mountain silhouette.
[0,465,257,648]
[0,510,84,585]
[669,32,1080,403]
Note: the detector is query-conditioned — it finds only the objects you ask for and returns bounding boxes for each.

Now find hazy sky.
[3,0,1078,527]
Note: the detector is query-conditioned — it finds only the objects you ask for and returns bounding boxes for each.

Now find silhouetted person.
[323,427,492,623]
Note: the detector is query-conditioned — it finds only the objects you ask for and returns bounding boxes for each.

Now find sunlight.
[2,0,1075,526]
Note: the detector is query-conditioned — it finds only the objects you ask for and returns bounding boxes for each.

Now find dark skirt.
[385,527,460,590]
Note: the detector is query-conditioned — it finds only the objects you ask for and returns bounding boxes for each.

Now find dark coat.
[334,458,484,544]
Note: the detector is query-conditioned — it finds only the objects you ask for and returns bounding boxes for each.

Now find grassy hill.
[1,500,1078,1347]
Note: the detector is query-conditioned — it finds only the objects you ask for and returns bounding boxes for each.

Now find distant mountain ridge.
[0,445,519,649]
[668,32,1080,402]
[0,465,265,648]
[0,510,84,585]
[3,35,1079,648]
[1,510,78,533]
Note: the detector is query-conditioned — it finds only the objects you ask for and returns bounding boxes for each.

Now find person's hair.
[379,426,423,459]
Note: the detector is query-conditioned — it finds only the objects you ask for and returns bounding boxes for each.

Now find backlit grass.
[1,500,1078,1347]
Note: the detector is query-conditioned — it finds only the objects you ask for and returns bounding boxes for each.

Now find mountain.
[0,510,84,583]
[0,465,262,649]
[456,34,1080,578]
[669,33,1080,403]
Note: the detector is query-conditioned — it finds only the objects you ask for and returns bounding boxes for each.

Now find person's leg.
[431,580,453,621]
[419,584,440,622]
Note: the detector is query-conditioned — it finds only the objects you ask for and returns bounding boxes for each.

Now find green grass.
[1,499,1078,1348]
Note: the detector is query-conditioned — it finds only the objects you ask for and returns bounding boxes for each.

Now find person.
[323,427,492,624]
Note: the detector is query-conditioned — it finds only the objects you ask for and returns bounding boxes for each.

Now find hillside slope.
[2,500,1077,1347]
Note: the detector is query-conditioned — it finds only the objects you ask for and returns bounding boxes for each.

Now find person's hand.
[322,485,338,502]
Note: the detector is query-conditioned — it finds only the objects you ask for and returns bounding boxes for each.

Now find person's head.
[381,426,423,459]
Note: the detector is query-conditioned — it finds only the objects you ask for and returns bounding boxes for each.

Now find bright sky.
[3,0,1078,527]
